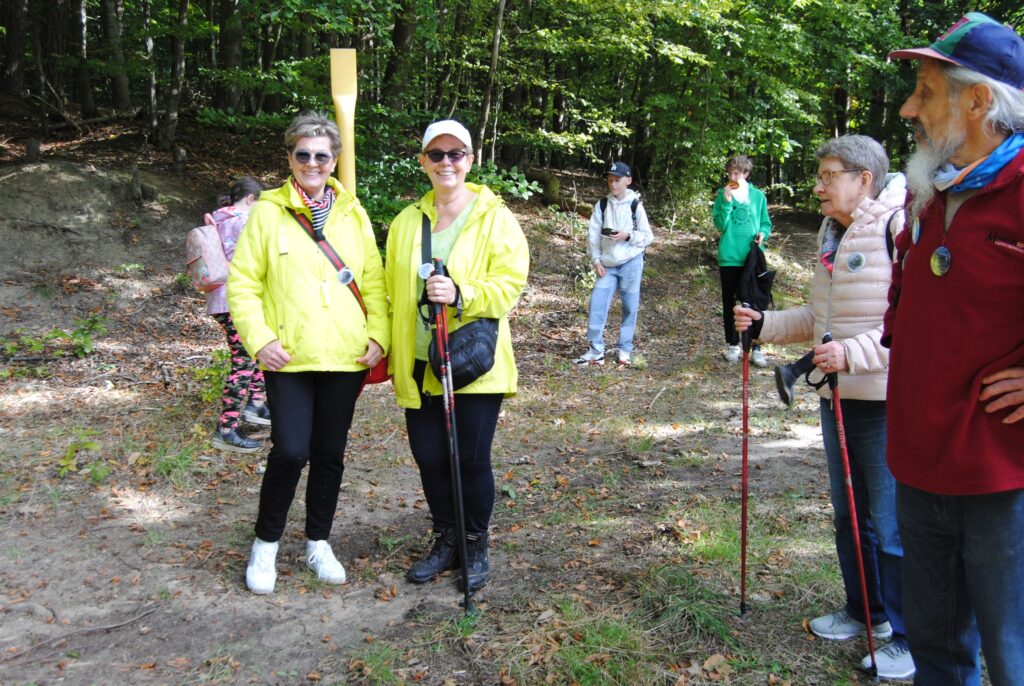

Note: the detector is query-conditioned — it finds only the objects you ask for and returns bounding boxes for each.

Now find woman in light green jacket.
[385,120,529,592]
[229,112,388,595]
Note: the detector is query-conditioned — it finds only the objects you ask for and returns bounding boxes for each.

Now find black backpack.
[599,196,641,231]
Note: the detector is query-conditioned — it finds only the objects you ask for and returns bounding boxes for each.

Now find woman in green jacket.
[228,112,389,595]
[385,120,529,592]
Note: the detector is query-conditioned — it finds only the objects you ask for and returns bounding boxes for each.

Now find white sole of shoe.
[241,412,271,426]
[211,437,261,454]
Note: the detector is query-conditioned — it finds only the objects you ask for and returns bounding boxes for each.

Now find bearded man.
[883,13,1024,685]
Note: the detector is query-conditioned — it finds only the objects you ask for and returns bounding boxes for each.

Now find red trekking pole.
[739,301,752,616]
[821,332,878,678]
[430,258,473,615]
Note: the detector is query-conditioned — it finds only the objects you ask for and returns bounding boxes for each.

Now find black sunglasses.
[424,149,468,163]
[292,150,334,165]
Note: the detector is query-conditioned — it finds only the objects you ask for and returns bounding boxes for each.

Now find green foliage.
[468,162,541,200]
[67,315,108,358]
[58,428,101,478]
[192,349,231,404]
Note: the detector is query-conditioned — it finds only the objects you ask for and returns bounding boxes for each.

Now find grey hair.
[283,111,341,156]
[941,62,1024,136]
[815,135,889,198]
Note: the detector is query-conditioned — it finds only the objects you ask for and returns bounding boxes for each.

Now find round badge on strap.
[417,263,435,280]
[337,267,354,285]
[930,246,951,276]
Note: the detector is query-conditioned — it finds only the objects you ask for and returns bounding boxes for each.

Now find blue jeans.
[820,399,905,644]
[898,483,1024,685]
[586,254,644,354]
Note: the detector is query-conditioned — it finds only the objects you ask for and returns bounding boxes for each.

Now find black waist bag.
[428,317,499,390]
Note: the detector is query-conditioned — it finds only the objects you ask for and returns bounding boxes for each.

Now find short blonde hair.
[283,112,341,156]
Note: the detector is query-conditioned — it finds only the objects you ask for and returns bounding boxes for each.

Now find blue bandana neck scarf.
[933,132,1024,193]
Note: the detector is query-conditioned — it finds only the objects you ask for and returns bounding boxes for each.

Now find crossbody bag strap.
[421,213,431,266]
[287,208,368,318]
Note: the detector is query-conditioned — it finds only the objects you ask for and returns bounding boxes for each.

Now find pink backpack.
[185,220,229,293]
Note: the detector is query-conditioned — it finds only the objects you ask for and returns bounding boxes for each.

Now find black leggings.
[254,370,365,542]
[405,361,503,534]
[719,266,743,346]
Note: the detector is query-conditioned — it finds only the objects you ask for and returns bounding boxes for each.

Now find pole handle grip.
[740,301,752,352]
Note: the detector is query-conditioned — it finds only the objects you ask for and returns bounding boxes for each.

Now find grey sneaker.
[241,402,271,426]
[809,608,893,640]
[723,345,741,363]
[574,349,605,366]
[861,643,915,679]
[750,347,768,368]
[212,428,262,453]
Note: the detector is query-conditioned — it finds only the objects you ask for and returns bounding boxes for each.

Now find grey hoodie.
[587,189,654,267]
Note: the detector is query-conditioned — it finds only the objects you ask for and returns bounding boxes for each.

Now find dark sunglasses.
[292,150,334,165]
[424,149,468,163]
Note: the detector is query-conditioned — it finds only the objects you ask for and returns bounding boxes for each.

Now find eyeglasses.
[423,149,468,163]
[815,169,863,187]
[292,150,335,165]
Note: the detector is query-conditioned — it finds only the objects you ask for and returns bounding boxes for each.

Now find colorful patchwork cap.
[889,12,1024,90]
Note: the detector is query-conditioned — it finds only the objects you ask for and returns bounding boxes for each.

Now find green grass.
[153,444,200,488]
[345,643,406,685]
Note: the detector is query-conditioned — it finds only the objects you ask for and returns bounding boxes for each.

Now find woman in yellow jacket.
[386,120,529,592]
[229,112,389,595]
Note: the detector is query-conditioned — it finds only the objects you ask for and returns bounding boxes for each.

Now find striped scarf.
[292,178,336,238]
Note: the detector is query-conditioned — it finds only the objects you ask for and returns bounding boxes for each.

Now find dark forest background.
[2,0,1022,225]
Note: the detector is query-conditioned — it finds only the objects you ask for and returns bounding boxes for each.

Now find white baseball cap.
[421,120,473,151]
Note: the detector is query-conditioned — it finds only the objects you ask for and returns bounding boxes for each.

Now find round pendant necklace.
[930,244,951,276]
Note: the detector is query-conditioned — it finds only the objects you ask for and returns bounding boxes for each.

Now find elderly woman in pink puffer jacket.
[734,135,915,680]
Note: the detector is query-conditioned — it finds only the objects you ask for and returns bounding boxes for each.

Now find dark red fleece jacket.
[883,147,1024,495]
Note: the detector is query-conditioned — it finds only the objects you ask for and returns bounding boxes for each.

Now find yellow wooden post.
[330,49,357,195]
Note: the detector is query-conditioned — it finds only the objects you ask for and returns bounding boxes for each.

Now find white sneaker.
[861,643,915,680]
[574,349,605,366]
[810,608,892,640]
[750,347,768,368]
[617,351,631,366]
[723,345,741,363]
[305,540,347,584]
[245,538,278,594]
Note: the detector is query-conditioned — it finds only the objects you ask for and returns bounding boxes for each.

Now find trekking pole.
[739,301,752,616]
[821,332,878,679]
[430,258,473,615]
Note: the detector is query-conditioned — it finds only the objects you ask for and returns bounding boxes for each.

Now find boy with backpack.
[574,161,654,367]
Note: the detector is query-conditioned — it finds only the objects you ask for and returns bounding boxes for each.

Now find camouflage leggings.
[213,313,266,430]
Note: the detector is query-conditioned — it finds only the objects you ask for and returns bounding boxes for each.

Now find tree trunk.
[99,0,131,109]
[474,0,506,163]
[381,0,418,106]
[256,20,282,114]
[159,0,189,150]
[141,0,158,140]
[72,0,96,118]
[2,0,29,95]
[39,0,67,106]
[214,0,242,111]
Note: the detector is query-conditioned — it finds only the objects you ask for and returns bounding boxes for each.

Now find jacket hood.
[853,172,907,225]
[414,183,504,221]
[260,176,359,216]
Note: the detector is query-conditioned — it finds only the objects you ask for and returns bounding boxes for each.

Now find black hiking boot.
[406,528,457,584]
[457,532,490,592]
[773,350,816,408]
